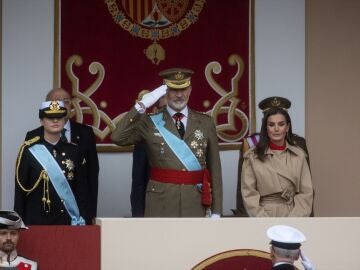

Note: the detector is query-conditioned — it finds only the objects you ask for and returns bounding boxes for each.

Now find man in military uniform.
[235,96,312,216]
[14,101,88,225]
[0,210,37,269]
[25,88,99,224]
[112,68,223,217]
[266,225,315,270]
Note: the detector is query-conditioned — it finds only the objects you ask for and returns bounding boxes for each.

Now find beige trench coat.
[241,144,313,217]
[111,107,223,217]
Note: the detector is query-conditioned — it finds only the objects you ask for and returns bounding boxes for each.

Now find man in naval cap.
[0,210,37,269]
[267,225,315,270]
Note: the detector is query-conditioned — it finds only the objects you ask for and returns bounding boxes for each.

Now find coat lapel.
[70,121,81,143]
[162,110,181,138]
[267,148,297,186]
[183,109,200,140]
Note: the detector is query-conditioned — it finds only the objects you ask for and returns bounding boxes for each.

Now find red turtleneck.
[269,141,286,151]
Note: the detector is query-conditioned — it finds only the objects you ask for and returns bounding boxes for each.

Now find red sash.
[150,168,212,206]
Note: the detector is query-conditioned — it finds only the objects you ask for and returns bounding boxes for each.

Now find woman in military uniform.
[14,101,88,225]
[241,106,313,217]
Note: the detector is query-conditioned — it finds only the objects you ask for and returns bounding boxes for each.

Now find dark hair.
[255,107,295,161]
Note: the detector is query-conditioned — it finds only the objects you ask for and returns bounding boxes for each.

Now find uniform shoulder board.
[147,107,165,116]
[24,136,40,146]
[193,110,212,118]
[193,110,208,115]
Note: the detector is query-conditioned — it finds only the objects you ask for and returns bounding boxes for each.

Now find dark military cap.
[258,96,291,112]
[39,100,67,119]
[0,210,27,230]
[159,68,194,89]
[267,225,306,250]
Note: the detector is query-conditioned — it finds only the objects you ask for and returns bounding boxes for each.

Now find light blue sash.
[150,113,201,171]
[29,144,85,225]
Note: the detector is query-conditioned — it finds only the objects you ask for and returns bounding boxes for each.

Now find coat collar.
[159,108,201,140]
[0,250,17,265]
[265,142,304,156]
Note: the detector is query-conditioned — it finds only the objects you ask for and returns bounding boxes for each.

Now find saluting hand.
[139,85,167,109]
[300,249,315,270]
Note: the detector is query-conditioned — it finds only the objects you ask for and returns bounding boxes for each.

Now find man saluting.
[112,68,223,217]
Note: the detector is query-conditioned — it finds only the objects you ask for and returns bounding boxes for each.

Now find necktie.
[61,128,68,143]
[173,112,185,139]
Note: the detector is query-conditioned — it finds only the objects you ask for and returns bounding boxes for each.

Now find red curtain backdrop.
[56,0,253,151]
[17,226,100,270]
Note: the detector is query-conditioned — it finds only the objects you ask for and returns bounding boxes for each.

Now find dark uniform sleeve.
[14,146,31,220]
[83,126,99,221]
[206,116,223,215]
[73,148,90,224]
[130,143,150,217]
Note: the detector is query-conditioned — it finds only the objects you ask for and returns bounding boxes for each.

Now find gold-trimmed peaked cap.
[0,210,28,230]
[39,100,67,119]
[159,68,194,89]
[258,96,291,113]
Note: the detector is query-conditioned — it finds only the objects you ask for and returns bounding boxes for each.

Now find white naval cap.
[0,210,28,230]
[267,225,306,250]
[39,100,67,119]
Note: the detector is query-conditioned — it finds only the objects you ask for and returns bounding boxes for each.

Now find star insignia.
[196,148,204,157]
[64,159,75,171]
[194,130,204,140]
[190,140,199,149]
[67,171,74,181]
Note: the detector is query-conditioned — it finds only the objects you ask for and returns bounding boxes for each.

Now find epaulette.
[24,136,41,146]
[147,111,161,116]
[147,107,166,116]
[193,110,209,115]
[193,110,212,118]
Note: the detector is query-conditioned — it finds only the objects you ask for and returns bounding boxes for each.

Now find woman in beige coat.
[241,107,313,217]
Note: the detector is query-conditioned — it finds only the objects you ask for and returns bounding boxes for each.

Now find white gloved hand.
[139,85,167,108]
[300,250,315,270]
[210,213,221,219]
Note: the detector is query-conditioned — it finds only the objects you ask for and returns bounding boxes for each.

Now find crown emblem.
[271,98,281,107]
[175,72,184,80]
[49,101,61,112]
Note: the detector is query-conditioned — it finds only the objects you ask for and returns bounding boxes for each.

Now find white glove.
[210,213,221,219]
[139,85,167,108]
[300,250,315,270]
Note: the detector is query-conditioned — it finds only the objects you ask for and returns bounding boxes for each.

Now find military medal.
[67,171,74,181]
[196,148,204,158]
[191,140,198,149]
[64,159,75,171]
